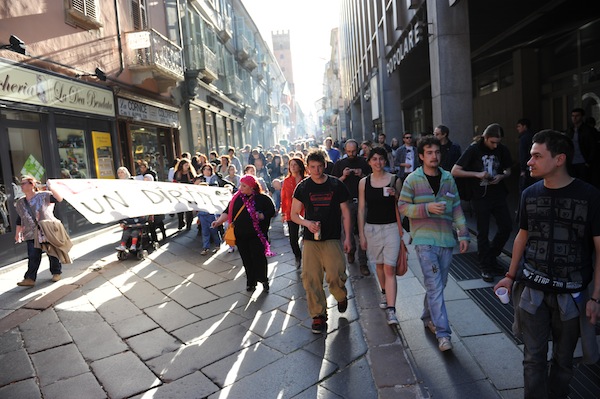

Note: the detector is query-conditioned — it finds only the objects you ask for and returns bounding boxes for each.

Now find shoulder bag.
[224,204,245,246]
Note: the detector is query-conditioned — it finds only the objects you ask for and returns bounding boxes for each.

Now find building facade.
[0,0,288,268]
[338,0,600,155]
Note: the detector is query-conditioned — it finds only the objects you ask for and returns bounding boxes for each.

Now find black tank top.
[365,174,397,224]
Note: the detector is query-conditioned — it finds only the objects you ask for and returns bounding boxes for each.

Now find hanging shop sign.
[0,59,115,117]
[386,21,425,76]
[118,97,180,127]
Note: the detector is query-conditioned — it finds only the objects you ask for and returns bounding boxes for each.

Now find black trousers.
[472,196,512,272]
[287,220,302,259]
[236,234,268,287]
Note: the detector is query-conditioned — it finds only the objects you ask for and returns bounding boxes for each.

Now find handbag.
[224,204,245,246]
[396,239,408,276]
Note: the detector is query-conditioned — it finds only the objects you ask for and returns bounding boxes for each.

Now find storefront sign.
[0,59,115,117]
[207,95,224,109]
[47,178,232,224]
[386,21,424,76]
[92,131,115,179]
[118,98,180,127]
[127,31,151,50]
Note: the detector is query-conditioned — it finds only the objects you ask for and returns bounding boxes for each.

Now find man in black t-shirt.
[331,139,372,275]
[291,149,352,334]
[495,130,600,398]
[452,123,513,282]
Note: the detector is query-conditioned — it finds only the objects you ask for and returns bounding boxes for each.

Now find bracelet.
[505,272,515,280]
[589,297,600,304]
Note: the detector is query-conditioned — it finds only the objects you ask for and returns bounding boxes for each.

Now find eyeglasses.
[403,136,412,139]
[20,181,31,186]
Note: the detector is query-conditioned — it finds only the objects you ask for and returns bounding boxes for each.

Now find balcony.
[187,44,218,83]
[125,29,183,90]
[225,76,244,102]
[218,15,233,43]
[237,36,250,60]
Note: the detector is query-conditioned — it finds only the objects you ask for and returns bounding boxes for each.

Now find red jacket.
[281,175,304,221]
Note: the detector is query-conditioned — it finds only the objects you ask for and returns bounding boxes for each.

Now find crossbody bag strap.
[232,204,245,222]
[23,198,40,228]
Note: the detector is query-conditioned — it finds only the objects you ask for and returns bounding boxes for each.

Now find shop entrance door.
[0,111,45,267]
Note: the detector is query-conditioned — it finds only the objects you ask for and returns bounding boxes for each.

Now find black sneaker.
[337,297,348,313]
[481,271,494,283]
[311,315,326,334]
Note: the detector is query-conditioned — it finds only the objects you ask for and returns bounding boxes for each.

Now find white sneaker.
[227,246,235,253]
[379,293,388,309]
[283,222,289,236]
[385,308,399,325]
[115,245,127,251]
[438,337,453,352]
[130,244,137,251]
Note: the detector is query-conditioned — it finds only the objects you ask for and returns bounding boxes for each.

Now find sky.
[242,0,341,116]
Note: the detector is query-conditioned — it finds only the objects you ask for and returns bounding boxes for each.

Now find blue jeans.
[415,245,453,338]
[25,239,61,281]
[272,190,281,213]
[198,212,221,249]
[515,285,580,399]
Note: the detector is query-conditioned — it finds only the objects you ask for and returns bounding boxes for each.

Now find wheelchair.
[116,219,160,261]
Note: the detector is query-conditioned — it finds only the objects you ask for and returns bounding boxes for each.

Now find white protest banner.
[47,179,232,224]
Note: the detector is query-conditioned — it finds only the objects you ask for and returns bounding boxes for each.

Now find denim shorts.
[364,222,401,266]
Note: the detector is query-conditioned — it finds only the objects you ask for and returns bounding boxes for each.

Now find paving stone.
[54,289,91,311]
[130,371,219,399]
[162,282,218,308]
[30,344,89,387]
[321,356,377,398]
[184,269,228,288]
[262,322,321,354]
[355,308,398,347]
[56,303,105,330]
[0,348,35,386]
[398,318,440,352]
[93,296,143,324]
[25,285,79,310]
[126,328,182,360]
[202,342,283,387]
[369,345,417,387]
[379,385,422,399]
[462,333,524,390]
[91,351,160,399]
[0,378,41,399]
[277,297,311,321]
[241,308,301,339]
[446,298,502,337]
[304,321,368,369]
[70,322,128,361]
[395,291,427,322]
[202,258,241,274]
[410,339,486,390]
[291,385,343,399]
[144,300,200,332]
[147,325,261,381]
[188,292,248,319]
[111,313,159,339]
[206,349,338,399]
[205,277,249,298]
[21,319,72,354]
[0,328,23,355]
[20,308,60,330]
[231,293,291,318]
[41,372,106,399]
[115,276,169,309]
[131,263,186,290]
[428,379,502,399]
[172,311,247,344]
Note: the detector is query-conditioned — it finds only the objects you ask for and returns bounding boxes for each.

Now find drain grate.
[449,252,482,281]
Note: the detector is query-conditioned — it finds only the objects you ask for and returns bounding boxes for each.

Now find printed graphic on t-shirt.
[310,192,334,208]
[481,154,499,178]
[525,195,588,273]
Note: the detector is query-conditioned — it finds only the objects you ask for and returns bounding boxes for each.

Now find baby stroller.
[115,216,159,261]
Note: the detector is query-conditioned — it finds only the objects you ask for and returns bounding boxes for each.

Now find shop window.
[57,128,90,179]
[475,61,513,97]
[66,0,103,30]
[130,125,159,176]
[0,160,11,236]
